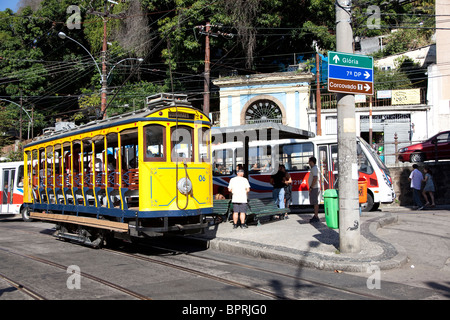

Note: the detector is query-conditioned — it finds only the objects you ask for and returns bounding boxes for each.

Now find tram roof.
[211,122,315,142]
[24,104,209,149]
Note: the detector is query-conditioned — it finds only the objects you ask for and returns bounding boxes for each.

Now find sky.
[0,0,20,12]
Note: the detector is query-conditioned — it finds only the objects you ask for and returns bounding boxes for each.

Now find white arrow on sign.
[364,83,371,91]
[364,71,370,79]
[333,55,340,63]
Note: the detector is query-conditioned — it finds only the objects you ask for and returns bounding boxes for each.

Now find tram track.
[0,224,280,300]
[102,247,284,300]
[133,241,387,300]
[0,222,383,300]
[0,246,151,300]
[0,271,46,300]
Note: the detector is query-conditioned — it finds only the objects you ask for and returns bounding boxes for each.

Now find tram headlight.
[177,177,192,195]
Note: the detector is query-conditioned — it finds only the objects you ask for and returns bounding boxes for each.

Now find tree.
[0,0,433,141]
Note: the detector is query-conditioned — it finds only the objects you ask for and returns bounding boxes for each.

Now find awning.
[211,122,315,142]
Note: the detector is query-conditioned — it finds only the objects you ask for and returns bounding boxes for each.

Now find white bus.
[0,161,26,218]
[212,136,395,211]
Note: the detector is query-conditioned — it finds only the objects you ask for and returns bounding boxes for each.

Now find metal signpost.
[328,51,374,95]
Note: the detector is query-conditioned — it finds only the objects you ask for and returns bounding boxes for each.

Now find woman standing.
[422,167,436,207]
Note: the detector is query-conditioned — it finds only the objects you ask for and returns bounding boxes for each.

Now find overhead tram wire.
[20,61,96,111]
[28,36,145,114]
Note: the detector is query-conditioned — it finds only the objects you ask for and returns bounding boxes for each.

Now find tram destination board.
[327,51,374,95]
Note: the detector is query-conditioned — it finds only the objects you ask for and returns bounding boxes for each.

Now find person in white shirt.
[409,164,424,210]
[228,169,251,229]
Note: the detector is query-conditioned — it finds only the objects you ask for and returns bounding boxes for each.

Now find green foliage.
[374,57,426,91]
[0,0,436,149]
[353,0,434,57]
[375,29,432,58]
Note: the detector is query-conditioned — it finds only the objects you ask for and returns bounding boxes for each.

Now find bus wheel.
[21,207,33,222]
[361,193,374,212]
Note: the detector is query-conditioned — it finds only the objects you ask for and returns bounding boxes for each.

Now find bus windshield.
[358,138,389,172]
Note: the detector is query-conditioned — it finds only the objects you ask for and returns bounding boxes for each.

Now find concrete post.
[336,0,360,253]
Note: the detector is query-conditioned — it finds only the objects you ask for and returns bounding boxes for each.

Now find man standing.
[228,169,251,229]
[308,157,320,223]
[409,164,424,210]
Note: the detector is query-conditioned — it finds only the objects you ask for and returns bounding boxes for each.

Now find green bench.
[211,199,232,223]
[211,198,290,226]
[246,198,290,226]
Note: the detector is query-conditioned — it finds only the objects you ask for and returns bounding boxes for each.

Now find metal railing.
[317,87,427,110]
[374,133,442,167]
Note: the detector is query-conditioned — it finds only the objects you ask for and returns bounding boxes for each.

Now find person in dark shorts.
[228,169,251,229]
[308,157,320,223]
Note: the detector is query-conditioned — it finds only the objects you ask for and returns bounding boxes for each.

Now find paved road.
[348,207,450,298]
[0,206,449,301]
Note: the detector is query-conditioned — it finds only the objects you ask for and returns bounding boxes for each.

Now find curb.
[198,213,408,273]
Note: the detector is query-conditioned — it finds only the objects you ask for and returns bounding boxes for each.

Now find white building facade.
[213,72,314,129]
[213,70,432,166]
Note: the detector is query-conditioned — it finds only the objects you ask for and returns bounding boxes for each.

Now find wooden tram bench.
[246,198,290,226]
[211,198,290,226]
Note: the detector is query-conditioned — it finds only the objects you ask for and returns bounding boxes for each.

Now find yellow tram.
[22,93,213,246]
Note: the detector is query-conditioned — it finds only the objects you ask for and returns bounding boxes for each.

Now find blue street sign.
[327,51,374,95]
[328,64,373,82]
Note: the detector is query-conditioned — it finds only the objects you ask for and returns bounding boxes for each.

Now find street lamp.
[58,32,103,84]
[58,31,107,118]
[0,98,32,140]
[58,32,143,120]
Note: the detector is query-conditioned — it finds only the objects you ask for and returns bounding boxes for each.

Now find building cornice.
[212,71,315,87]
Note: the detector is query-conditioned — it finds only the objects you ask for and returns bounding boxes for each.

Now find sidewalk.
[191,208,409,273]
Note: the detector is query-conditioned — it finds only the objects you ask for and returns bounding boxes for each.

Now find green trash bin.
[323,189,339,229]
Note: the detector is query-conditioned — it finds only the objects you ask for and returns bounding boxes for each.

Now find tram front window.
[171,126,194,163]
[144,125,166,161]
[199,127,211,163]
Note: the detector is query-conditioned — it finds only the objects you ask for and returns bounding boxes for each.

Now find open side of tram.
[23,93,213,247]
[212,136,395,212]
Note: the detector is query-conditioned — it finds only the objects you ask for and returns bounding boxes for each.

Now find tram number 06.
[198,175,206,182]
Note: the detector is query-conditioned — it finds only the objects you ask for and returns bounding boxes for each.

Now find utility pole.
[204,22,211,116]
[19,90,23,141]
[315,53,322,136]
[101,13,108,119]
[195,24,233,116]
[369,96,373,146]
[335,0,360,253]
[31,106,34,139]
[88,1,125,119]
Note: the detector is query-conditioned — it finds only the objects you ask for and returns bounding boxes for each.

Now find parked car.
[398,130,450,163]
